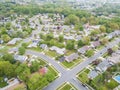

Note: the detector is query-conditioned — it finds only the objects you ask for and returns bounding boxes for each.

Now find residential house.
[0,39,4,44]
[88,70,99,79]
[65,53,79,63]
[108,51,120,64]
[14,55,28,63]
[40,44,48,50]
[7,38,22,45]
[50,46,65,55]
[75,35,82,41]
[28,39,40,48]
[64,35,74,40]
[91,41,100,48]
[95,59,113,73]
[78,46,90,54]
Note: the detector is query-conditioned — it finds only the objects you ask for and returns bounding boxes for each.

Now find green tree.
[2,53,14,64]
[0,61,16,78]
[75,24,84,31]
[59,35,64,42]
[1,34,11,43]
[100,25,106,33]
[15,64,30,82]
[78,40,84,48]
[18,46,26,55]
[65,14,79,25]
[66,40,75,50]
[30,61,40,73]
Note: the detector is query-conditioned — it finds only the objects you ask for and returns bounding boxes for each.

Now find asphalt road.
[25,38,120,90]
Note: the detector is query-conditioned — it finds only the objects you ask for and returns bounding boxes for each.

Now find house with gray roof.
[7,38,22,45]
[88,70,99,79]
[40,44,48,50]
[14,55,28,63]
[78,46,90,54]
[65,53,79,63]
[96,59,113,73]
[50,46,65,55]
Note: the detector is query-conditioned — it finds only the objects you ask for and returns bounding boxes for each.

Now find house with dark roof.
[65,53,79,63]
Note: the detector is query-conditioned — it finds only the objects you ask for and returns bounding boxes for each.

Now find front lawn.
[61,58,83,69]
[57,83,77,90]
[45,50,59,58]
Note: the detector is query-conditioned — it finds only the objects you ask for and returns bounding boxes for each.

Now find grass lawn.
[38,59,59,77]
[45,50,59,58]
[57,83,77,90]
[77,68,90,83]
[65,50,76,56]
[28,47,43,52]
[96,45,104,50]
[61,58,83,69]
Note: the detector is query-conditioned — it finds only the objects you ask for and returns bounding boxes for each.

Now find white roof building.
[50,46,65,55]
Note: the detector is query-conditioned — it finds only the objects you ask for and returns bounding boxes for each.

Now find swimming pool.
[113,75,120,83]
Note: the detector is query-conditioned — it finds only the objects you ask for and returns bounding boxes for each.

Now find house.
[40,44,48,50]
[0,39,4,44]
[50,46,65,55]
[59,56,65,62]
[108,51,120,64]
[65,53,79,62]
[7,38,22,45]
[75,35,82,41]
[91,41,100,48]
[64,35,74,40]
[14,55,28,63]
[88,70,99,79]
[28,39,40,48]
[78,46,90,54]
[95,59,113,73]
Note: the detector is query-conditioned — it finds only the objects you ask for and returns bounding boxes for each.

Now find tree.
[65,14,79,25]
[78,40,84,48]
[81,17,87,24]
[66,40,75,50]
[101,38,109,45]
[46,34,54,41]
[18,46,26,55]
[0,61,16,78]
[2,53,14,64]
[1,34,11,43]
[75,24,84,31]
[30,61,40,73]
[107,48,113,55]
[27,73,48,90]
[15,64,30,82]
[100,25,106,33]
[83,36,90,45]
[59,35,64,42]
